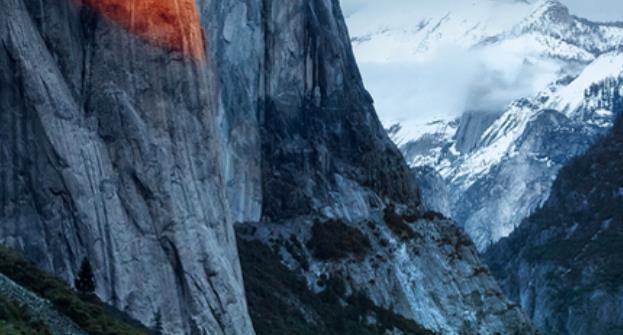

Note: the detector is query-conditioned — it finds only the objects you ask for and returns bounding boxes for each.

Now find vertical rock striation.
[258,0,420,222]
[0,0,254,333]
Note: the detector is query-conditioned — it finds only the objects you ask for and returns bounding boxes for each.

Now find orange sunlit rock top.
[77,0,206,61]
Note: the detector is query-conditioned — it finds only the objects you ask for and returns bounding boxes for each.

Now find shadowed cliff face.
[258,0,420,221]
[486,115,623,335]
[76,0,206,61]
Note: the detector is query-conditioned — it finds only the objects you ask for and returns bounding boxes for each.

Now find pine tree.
[153,310,164,335]
[74,257,96,295]
[614,84,622,113]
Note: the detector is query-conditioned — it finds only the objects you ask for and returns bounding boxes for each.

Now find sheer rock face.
[257,0,420,221]
[1,0,533,334]
[0,0,255,334]
[412,166,451,217]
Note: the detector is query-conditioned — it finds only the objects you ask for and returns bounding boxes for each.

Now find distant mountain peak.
[517,0,579,32]
[530,0,570,21]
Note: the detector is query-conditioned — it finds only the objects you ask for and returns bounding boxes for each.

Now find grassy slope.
[0,295,52,335]
[0,246,151,335]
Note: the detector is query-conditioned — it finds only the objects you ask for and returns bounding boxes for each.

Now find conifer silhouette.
[74,257,96,295]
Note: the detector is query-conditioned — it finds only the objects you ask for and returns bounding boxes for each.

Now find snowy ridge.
[503,0,623,57]
[350,0,623,65]
[451,52,623,188]
[393,120,459,171]
[548,52,623,116]
[349,0,537,63]
[422,52,621,249]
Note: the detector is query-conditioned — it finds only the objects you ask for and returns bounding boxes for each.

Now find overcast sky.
[340,0,623,22]
[561,0,623,22]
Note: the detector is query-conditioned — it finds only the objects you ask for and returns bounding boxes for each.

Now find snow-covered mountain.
[450,54,623,249]
[347,0,623,249]
[350,0,623,63]
[404,52,623,250]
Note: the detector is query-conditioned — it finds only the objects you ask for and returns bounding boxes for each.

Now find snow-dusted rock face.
[477,0,623,63]
[349,0,623,74]
[412,166,451,217]
[404,53,623,250]
[348,0,623,250]
[502,1,623,54]
[485,115,623,335]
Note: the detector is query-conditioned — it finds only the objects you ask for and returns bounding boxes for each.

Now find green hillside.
[0,246,152,335]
